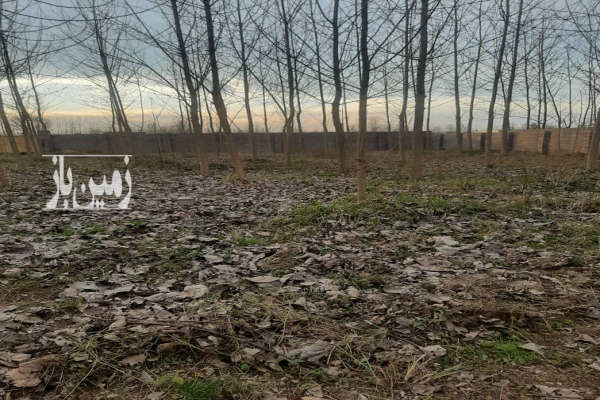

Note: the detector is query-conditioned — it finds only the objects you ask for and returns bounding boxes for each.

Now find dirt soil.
[0,152,599,400]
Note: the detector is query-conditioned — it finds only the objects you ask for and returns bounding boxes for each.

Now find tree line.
[1,0,600,190]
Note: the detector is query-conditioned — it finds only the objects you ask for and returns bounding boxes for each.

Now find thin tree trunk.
[92,14,131,136]
[467,1,482,151]
[567,47,572,128]
[484,0,509,165]
[295,78,304,151]
[236,0,255,159]
[501,0,523,155]
[357,0,370,202]
[547,81,562,153]
[586,107,600,170]
[342,70,350,132]
[426,59,434,133]
[259,60,274,153]
[453,0,462,152]
[399,0,411,162]
[0,91,18,153]
[171,0,207,173]
[384,61,391,150]
[279,0,295,167]
[309,0,328,152]
[524,33,531,129]
[0,30,38,153]
[540,26,548,128]
[411,0,428,179]
[203,0,245,179]
[331,0,345,172]
[27,60,48,133]
[537,50,542,128]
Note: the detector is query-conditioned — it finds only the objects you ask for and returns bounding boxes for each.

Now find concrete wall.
[0,131,409,154]
[453,128,593,154]
[0,136,26,153]
[0,128,593,154]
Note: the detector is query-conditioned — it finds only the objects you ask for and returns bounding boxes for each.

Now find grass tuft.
[177,378,224,400]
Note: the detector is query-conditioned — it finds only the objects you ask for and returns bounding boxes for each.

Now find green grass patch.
[86,224,104,235]
[442,337,540,370]
[62,228,75,237]
[269,193,491,236]
[544,223,600,251]
[487,339,540,364]
[177,378,224,400]
[235,236,268,247]
[309,369,328,382]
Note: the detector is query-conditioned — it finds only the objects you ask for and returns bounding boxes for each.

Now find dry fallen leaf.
[5,355,59,388]
[246,275,281,284]
[519,342,544,355]
[120,354,146,367]
[421,345,447,357]
[180,284,209,299]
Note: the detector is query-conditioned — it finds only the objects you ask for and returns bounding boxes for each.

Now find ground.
[0,151,599,400]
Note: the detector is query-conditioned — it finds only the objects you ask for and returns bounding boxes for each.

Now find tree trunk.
[501,0,523,155]
[0,30,38,154]
[524,32,531,129]
[399,0,411,163]
[357,0,370,202]
[203,0,245,179]
[466,2,482,151]
[540,26,548,129]
[171,0,207,174]
[484,0,509,165]
[384,63,391,150]
[426,59,434,133]
[411,0,428,180]
[259,61,274,153]
[453,0,462,152]
[0,92,18,153]
[586,107,600,170]
[567,47,572,128]
[331,0,345,172]
[309,0,328,153]
[236,0,255,159]
[342,70,350,132]
[27,60,48,133]
[279,0,295,167]
[91,11,132,137]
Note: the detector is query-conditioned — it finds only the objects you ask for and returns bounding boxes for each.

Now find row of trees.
[1,0,600,182]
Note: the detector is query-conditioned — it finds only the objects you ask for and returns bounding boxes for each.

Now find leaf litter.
[0,153,599,399]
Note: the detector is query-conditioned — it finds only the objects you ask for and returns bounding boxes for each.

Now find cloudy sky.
[1,0,590,134]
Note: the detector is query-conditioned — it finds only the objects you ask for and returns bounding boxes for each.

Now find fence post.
[542,131,552,155]
[507,132,515,153]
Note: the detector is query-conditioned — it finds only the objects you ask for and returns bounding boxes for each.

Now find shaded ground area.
[1,152,599,399]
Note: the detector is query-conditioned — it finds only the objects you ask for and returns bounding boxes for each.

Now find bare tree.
[230,0,257,159]
[0,91,18,153]
[0,3,39,154]
[203,0,245,179]
[171,0,209,173]
[73,0,133,136]
[411,0,428,179]
[308,0,329,150]
[500,0,524,154]
[357,0,370,201]
[484,0,509,165]
[399,0,412,163]
[452,0,462,152]
[278,0,296,167]
[466,0,483,151]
